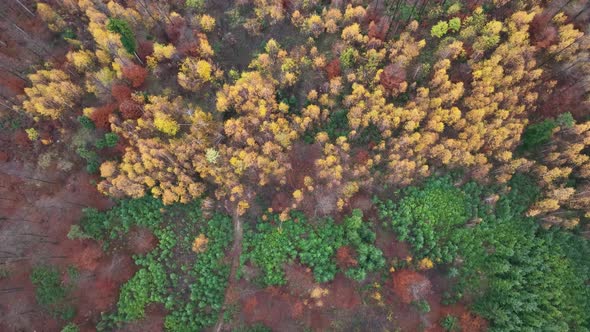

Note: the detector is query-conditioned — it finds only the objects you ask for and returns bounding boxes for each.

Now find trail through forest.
[214,211,242,332]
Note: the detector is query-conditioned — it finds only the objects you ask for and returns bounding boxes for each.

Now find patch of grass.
[30,265,75,320]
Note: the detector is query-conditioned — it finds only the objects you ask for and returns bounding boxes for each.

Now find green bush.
[30,266,75,320]
[80,196,164,241]
[95,132,119,149]
[449,17,461,32]
[243,209,384,285]
[377,176,473,263]
[186,0,205,10]
[77,115,95,129]
[412,299,431,313]
[340,47,357,69]
[431,21,449,38]
[106,18,136,54]
[76,146,100,173]
[67,225,91,240]
[94,199,233,331]
[382,175,590,331]
[520,119,556,151]
[61,323,79,332]
[441,315,459,331]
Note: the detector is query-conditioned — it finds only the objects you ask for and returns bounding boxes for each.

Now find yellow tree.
[22,69,82,119]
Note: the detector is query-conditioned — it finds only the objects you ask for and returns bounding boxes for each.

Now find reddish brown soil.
[127,227,158,255]
[392,269,433,304]
[0,161,136,331]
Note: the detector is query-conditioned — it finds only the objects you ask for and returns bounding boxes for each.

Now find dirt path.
[213,211,242,332]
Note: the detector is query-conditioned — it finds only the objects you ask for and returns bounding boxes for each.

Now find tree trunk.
[13,0,35,17]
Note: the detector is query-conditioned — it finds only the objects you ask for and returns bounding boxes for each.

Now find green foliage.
[243,209,384,285]
[412,299,431,313]
[339,47,357,69]
[95,132,119,149]
[342,209,385,281]
[495,173,540,219]
[106,18,136,54]
[243,213,305,285]
[93,199,233,331]
[30,266,75,320]
[77,115,95,129]
[185,0,205,10]
[80,196,164,241]
[25,127,39,141]
[76,146,100,173]
[441,315,459,331]
[376,176,475,263]
[446,3,462,15]
[61,28,77,40]
[67,224,91,240]
[520,118,556,151]
[61,323,79,332]
[448,17,461,32]
[431,21,449,38]
[460,218,590,331]
[556,112,575,128]
[380,175,590,331]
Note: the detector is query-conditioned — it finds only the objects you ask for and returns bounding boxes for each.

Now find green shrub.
[95,132,119,149]
[412,299,431,313]
[80,196,164,241]
[431,21,449,38]
[556,112,575,128]
[0,267,8,279]
[76,146,100,173]
[449,17,461,32]
[106,18,136,54]
[340,47,357,69]
[61,323,79,332]
[377,176,473,263]
[77,115,95,129]
[389,175,590,331]
[243,209,384,285]
[95,199,233,331]
[441,315,459,331]
[186,0,205,10]
[67,225,91,240]
[520,119,556,151]
[30,266,75,320]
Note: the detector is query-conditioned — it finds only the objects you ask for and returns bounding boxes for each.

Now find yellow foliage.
[37,3,66,32]
[310,286,329,299]
[67,49,95,72]
[192,234,209,253]
[154,112,180,136]
[200,14,216,32]
[196,60,212,81]
[341,23,362,43]
[418,258,434,270]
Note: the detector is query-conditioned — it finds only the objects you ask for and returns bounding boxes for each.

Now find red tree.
[325,58,341,79]
[122,64,147,88]
[111,83,132,102]
[119,99,143,120]
[380,63,406,92]
[90,104,117,130]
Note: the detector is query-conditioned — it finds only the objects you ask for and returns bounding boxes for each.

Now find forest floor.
[0,153,486,331]
[0,157,160,332]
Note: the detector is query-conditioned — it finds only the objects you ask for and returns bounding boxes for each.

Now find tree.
[22,69,82,119]
[37,3,66,32]
[106,18,137,54]
[121,63,147,87]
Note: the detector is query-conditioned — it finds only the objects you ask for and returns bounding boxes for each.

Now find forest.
[0,0,590,331]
